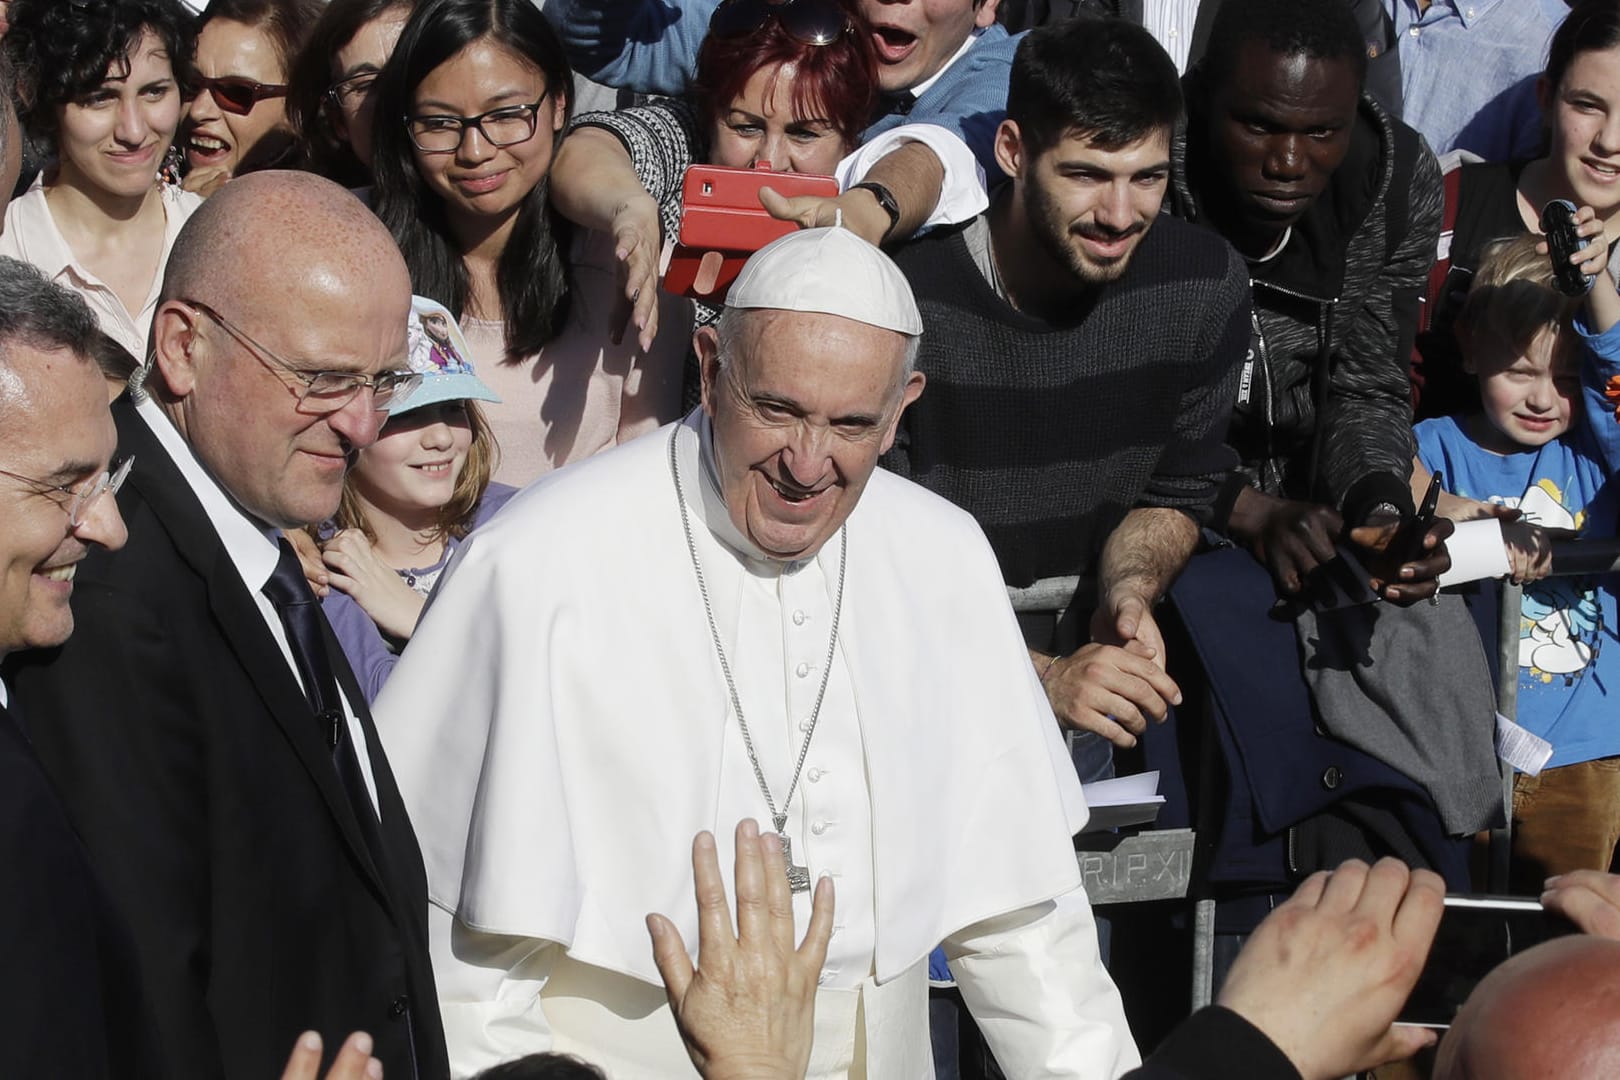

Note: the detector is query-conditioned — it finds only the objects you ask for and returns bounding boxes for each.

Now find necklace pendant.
[780,833,812,894]
[774,816,812,894]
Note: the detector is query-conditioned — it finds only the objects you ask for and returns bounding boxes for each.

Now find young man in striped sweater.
[882,15,1249,782]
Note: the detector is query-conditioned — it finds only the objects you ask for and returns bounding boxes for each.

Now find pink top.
[0,176,202,360]
[463,229,690,488]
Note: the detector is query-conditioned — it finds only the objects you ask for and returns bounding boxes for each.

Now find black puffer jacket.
[1171,89,1442,526]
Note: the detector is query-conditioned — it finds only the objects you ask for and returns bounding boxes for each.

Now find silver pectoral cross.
[773,814,812,893]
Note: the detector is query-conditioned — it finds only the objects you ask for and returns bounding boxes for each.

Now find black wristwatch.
[850,180,901,243]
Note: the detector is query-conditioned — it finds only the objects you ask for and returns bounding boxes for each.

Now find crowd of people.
[2,0,1620,1077]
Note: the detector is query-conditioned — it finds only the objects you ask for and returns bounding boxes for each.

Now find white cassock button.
[792,610,807,626]
[796,662,811,678]
[811,820,829,835]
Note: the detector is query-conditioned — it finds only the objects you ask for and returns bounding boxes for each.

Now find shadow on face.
[696,308,922,562]
[1206,41,1360,245]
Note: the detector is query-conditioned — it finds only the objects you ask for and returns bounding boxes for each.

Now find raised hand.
[647,820,835,1080]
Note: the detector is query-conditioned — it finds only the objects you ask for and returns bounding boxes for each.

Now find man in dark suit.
[6,171,450,1080]
[0,257,146,1078]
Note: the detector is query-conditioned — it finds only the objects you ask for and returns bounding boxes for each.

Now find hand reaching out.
[647,820,834,1080]
[1090,590,1168,669]
[278,1031,381,1080]
[758,186,892,248]
[608,195,665,352]
[1038,638,1182,749]
[1217,858,1445,1080]
[1542,870,1620,939]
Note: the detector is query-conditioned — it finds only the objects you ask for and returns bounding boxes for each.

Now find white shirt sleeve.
[834,124,990,230]
[943,889,1142,1079]
[429,902,558,1079]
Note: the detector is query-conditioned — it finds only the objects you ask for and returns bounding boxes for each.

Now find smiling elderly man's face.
[698,308,923,562]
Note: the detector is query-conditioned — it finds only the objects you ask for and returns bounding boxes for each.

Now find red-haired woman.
[549,0,984,372]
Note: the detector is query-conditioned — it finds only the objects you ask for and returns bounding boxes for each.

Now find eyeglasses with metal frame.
[181,300,420,414]
[405,89,552,153]
[0,455,135,528]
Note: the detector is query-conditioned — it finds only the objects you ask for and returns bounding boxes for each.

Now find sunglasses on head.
[708,0,853,47]
[193,75,288,116]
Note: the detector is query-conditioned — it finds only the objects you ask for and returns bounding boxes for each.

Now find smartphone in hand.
[1542,199,1595,297]
[1397,895,1577,1028]
[663,164,839,302]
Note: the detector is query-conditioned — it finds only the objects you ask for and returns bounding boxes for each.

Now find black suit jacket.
[4,398,450,1080]
[1123,1007,1301,1080]
[0,698,160,1080]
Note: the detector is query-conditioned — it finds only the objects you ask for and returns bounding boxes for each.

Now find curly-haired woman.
[1,0,199,359]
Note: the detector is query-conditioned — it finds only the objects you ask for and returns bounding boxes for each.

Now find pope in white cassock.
[375,227,1139,1078]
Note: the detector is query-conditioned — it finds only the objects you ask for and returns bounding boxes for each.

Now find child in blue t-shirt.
[1412,219,1620,888]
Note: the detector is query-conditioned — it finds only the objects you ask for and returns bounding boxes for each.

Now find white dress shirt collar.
[133,395,281,593]
[133,395,382,812]
[908,27,984,99]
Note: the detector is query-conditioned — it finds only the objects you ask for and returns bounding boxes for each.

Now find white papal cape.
[376,413,1137,1078]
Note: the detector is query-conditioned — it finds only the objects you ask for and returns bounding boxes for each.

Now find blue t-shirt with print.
[1414,318,1620,768]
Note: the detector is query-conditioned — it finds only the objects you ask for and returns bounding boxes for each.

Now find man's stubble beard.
[1023,175,1140,288]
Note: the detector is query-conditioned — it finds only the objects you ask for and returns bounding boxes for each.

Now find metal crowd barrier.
[1005,575,1199,908]
[1488,537,1620,892]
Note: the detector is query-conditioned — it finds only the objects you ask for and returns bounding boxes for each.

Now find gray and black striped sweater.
[881,213,1251,588]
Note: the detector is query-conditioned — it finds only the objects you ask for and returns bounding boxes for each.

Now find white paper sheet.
[1438,518,1512,587]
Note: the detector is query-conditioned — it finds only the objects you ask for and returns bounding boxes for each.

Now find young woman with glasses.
[0,0,200,362]
[369,0,685,487]
[181,0,321,197]
[286,0,420,187]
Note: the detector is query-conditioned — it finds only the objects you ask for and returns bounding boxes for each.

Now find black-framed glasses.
[192,75,289,116]
[708,0,852,46]
[0,455,135,528]
[182,300,420,414]
[405,90,551,154]
[327,70,379,112]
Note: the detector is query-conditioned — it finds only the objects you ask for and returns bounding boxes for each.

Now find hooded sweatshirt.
[1172,86,1442,527]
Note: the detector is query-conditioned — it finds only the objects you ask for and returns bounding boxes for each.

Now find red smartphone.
[663,163,839,303]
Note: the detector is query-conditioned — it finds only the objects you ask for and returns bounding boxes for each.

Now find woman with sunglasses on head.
[1,0,200,361]
[549,0,985,359]
[369,0,686,487]
[287,0,421,186]
[182,0,321,197]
